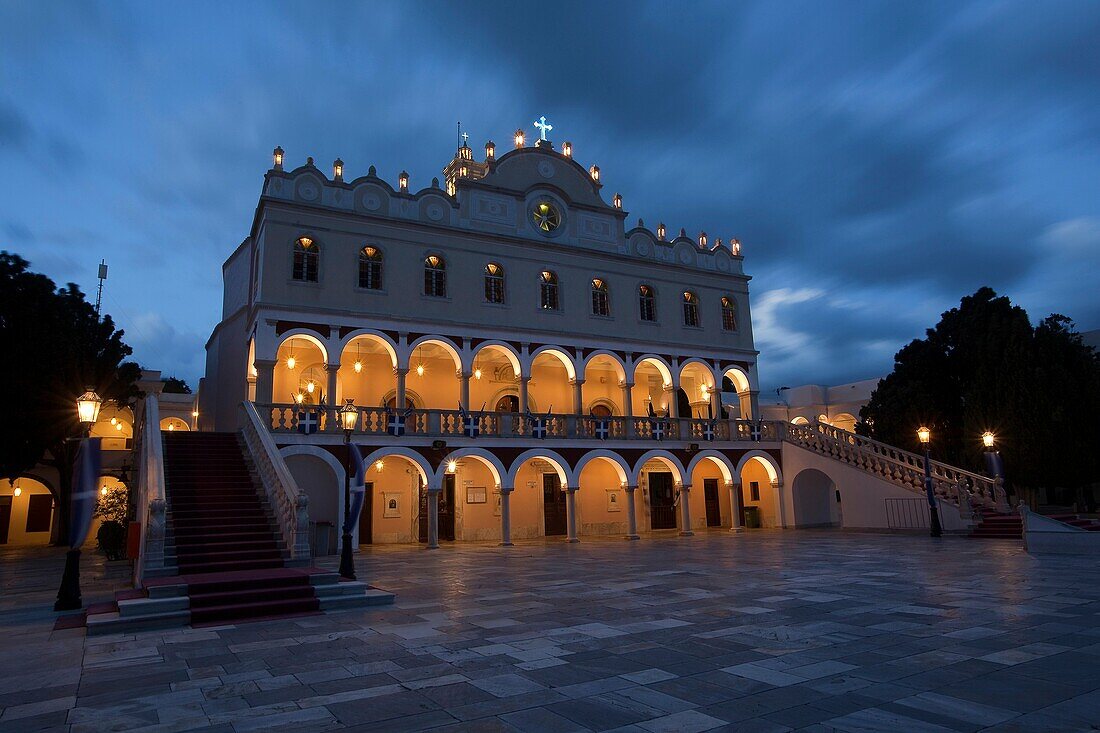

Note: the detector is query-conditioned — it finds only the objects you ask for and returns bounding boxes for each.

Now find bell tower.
[443,124,490,195]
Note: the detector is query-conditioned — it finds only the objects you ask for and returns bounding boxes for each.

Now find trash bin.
[311,521,335,556]
[744,506,761,529]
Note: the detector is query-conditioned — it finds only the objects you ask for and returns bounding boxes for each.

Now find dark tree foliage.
[859,287,1100,493]
[0,252,141,541]
[163,377,192,394]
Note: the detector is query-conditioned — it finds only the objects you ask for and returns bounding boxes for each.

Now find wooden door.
[543,473,567,536]
[704,478,721,527]
[0,496,10,544]
[440,474,456,541]
[648,472,677,529]
[359,481,373,545]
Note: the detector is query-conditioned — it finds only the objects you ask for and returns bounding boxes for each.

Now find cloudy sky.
[2,2,1098,395]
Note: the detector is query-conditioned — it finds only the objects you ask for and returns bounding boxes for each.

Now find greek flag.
[387,407,411,437]
[344,443,366,534]
[459,403,479,438]
[749,421,762,442]
[296,409,319,435]
[702,422,715,441]
[68,438,102,550]
[593,415,610,440]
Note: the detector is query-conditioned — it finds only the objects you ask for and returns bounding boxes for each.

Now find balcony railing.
[258,403,783,442]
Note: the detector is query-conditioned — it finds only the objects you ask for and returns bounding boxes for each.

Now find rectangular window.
[592,290,610,317]
[359,260,382,290]
[25,494,53,533]
[541,282,559,310]
[485,276,504,304]
[683,302,699,327]
[749,481,760,502]
[722,308,736,331]
[425,269,446,297]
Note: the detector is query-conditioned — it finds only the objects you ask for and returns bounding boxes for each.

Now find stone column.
[427,488,440,549]
[460,371,472,411]
[728,481,744,532]
[622,382,634,438]
[740,390,760,420]
[665,384,679,418]
[678,483,694,536]
[571,379,585,415]
[499,487,513,547]
[519,376,530,415]
[394,367,408,408]
[254,359,276,405]
[624,485,640,540]
[565,487,580,543]
[772,480,786,528]
[710,385,723,421]
[324,362,339,408]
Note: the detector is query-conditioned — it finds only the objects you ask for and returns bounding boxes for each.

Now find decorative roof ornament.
[533,115,553,142]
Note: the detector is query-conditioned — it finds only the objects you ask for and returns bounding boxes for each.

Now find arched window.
[682,291,700,327]
[539,270,559,310]
[424,255,446,297]
[484,263,505,304]
[293,237,319,282]
[638,284,656,322]
[721,296,737,331]
[591,278,610,317]
[358,246,383,290]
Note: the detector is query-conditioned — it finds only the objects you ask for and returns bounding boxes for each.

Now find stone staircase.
[969,506,1100,539]
[87,431,392,635]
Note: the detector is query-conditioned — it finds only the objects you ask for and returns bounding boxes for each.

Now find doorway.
[543,473,567,536]
[358,481,373,545]
[0,496,10,544]
[704,478,721,527]
[648,472,676,529]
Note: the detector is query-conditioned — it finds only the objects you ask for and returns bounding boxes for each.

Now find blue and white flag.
[344,443,367,534]
[459,403,480,438]
[702,403,716,441]
[749,421,762,442]
[68,438,102,550]
[297,409,319,435]
[527,406,550,439]
[593,415,610,440]
[651,419,666,442]
[387,406,412,437]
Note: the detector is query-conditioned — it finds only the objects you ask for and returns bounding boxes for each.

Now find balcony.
[259,403,782,443]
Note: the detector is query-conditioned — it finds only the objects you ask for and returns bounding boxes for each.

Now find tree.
[163,377,192,394]
[859,287,1100,499]
[0,252,141,542]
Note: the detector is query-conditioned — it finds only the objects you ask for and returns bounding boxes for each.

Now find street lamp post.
[338,400,358,580]
[55,388,102,612]
[917,426,942,538]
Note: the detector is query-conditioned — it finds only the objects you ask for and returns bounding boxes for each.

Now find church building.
[197,121,986,552]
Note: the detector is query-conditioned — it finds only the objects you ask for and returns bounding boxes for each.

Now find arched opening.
[721,367,752,419]
[283,450,342,555]
[679,361,715,419]
[470,343,522,413]
[1,476,55,546]
[246,338,257,401]
[340,333,398,409]
[408,338,462,410]
[529,348,574,415]
[833,413,857,433]
[275,334,328,406]
[689,453,735,529]
[583,353,626,416]
[575,454,630,537]
[439,450,506,542]
[791,469,841,528]
[737,454,781,529]
[634,452,685,532]
[632,357,673,417]
[160,417,189,433]
[93,404,135,448]
[364,452,431,544]
[510,453,570,539]
[791,416,810,426]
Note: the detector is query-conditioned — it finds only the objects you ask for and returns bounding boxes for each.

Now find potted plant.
[94,486,129,561]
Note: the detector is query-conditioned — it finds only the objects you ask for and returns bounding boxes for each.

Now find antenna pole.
[94,260,108,315]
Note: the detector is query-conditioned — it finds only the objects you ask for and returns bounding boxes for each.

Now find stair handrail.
[239,400,311,561]
[783,421,1000,508]
[134,395,166,586]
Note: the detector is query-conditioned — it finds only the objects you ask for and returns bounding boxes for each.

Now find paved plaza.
[3,531,1100,732]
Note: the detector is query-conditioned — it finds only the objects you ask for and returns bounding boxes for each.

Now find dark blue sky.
[2,2,1098,393]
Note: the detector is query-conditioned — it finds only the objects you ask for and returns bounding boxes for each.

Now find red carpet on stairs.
[162,431,321,625]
